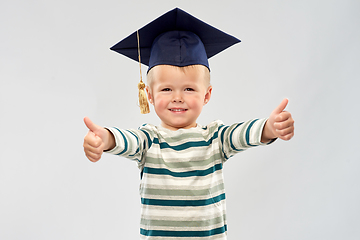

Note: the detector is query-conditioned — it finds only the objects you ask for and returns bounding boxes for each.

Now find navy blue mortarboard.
[110,8,241,71]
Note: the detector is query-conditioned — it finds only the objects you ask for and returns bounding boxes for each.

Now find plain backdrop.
[1,0,359,239]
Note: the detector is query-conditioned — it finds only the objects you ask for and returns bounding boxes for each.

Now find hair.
[146,64,211,89]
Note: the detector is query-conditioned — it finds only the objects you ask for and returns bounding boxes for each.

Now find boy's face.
[146,65,212,131]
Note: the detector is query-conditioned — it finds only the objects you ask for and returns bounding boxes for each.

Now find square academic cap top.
[110,8,241,71]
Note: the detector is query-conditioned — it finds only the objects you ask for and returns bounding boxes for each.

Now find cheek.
[184,96,204,112]
[153,95,169,109]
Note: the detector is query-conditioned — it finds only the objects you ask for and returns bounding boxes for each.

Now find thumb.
[84,117,102,134]
[273,98,289,114]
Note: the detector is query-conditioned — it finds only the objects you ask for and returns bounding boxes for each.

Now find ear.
[146,86,154,105]
[203,86,213,105]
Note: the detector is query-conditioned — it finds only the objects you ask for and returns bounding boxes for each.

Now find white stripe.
[141,170,224,187]
[142,179,224,191]
[140,233,227,240]
[140,203,226,219]
[140,221,226,232]
[146,147,222,162]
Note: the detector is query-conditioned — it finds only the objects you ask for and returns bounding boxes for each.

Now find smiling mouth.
[169,108,187,112]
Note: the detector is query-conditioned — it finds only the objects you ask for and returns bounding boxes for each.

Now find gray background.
[1,0,359,239]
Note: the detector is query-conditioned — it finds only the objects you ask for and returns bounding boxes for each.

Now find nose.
[172,92,183,103]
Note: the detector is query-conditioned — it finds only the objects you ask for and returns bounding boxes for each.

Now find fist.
[83,117,110,162]
[267,98,295,141]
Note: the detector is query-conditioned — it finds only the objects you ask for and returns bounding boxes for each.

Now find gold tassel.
[138,80,150,114]
[137,30,150,114]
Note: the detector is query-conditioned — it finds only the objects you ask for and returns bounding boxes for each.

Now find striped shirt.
[106,119,270,239]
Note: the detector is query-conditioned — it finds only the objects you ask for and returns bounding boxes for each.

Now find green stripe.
[141,183,225,197]
[139,129,152,149]
[140,225,227,237]
[143,163,222,178]
[150,130,219,151]
[126,130,140,158]
[141,193,225,207]
[153,137,214,151]
[229,122,245,151]
[246,119,258,146]
[219,125,229,159]
[114,128,128,155]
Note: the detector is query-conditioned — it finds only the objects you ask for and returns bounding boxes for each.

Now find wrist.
[104,128,116,151]
[261,120,277,143]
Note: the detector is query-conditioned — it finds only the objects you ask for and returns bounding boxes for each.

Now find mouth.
[169,108,187,112]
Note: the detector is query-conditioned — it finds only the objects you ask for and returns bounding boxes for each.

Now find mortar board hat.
[110,7,241,72]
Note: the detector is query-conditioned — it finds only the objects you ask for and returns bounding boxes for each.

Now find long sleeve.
[105,125,154,168]
[218,118,270,161]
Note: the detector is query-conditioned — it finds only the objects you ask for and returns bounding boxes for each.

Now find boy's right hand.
[83,117,115,162]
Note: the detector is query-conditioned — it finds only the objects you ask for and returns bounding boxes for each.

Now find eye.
[185,88,194,91]
[161,88,171,91]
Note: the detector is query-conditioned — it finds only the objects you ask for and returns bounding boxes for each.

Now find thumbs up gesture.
[83,117,115,162]
[262,98,295,142]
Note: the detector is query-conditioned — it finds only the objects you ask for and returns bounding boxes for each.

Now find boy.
[83,8,294,240]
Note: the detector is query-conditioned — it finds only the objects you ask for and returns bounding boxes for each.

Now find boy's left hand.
[262,98,295,142]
